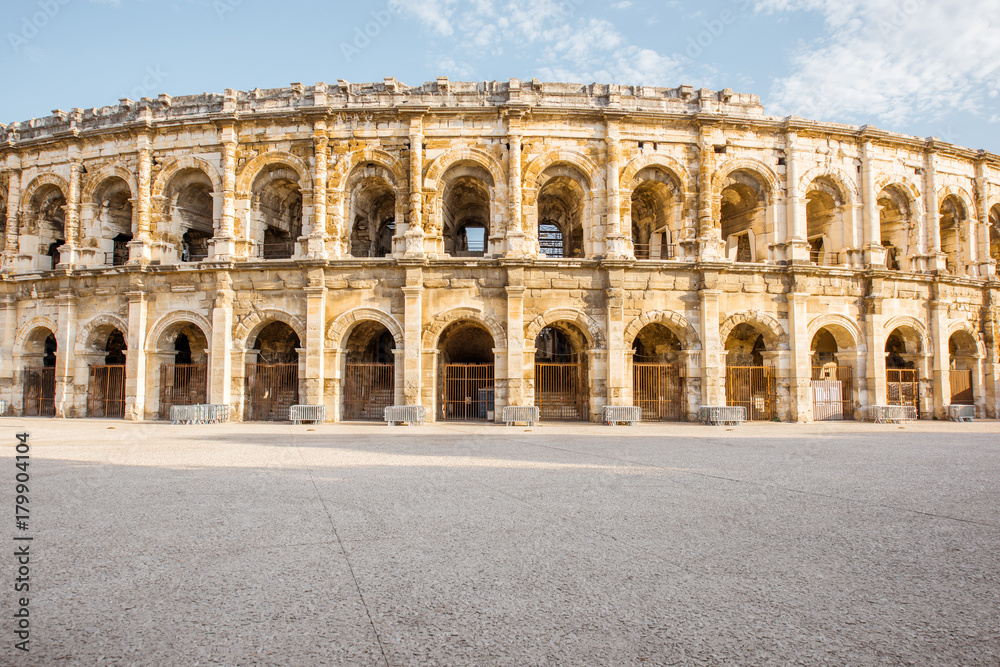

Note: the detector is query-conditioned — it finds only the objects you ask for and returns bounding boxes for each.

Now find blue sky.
[3,0,998,152]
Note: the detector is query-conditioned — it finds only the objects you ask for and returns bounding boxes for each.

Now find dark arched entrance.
[343,322,396,421]
[245,322,299,421]
[724,323,775,421]
[88,328,127,418]
[534,322,589,421]
[23,329,57,417]
[157,324,209,420]
[438,321,495,421]
[631,323,684,421]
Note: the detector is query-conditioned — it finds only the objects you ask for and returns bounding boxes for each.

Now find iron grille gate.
[159,364,208,420]
[245,363,298,421]
[535,362,586,421]
[726,366,776,421]
[886,368,919,416]
[441,364,494,421]
[811,366,855,420]
[949,369,973,405]
[344,363,394,421]
[87,365,126,418]
[23,367,56,417]
[633,363,683,421]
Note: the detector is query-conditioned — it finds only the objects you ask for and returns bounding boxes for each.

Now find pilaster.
[0,296,15,379]
[57,153,81,267]
[505,110,527,257]
[401,265,424,405]
[303,270,326,409]
[699,276,723,405]
[975,158,997,277]
[786,283,811,421]
[860,137,885,267]
[304,122,330,259]
[127,135,153,264]
[403,111,426,258]
[784,129,810,263]
[924,143,947,271]
[212,123,238,260]
[605,265,627,404]
[54,289,77,417]
[864,279,887,406]
[505,265,526,406]
[4,166,21,267]
[929,287,950,418]
[209,273,234,407]
[124,276,149,420]
[604,113,629,259]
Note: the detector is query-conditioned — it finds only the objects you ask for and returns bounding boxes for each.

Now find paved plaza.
[2,418,999,665]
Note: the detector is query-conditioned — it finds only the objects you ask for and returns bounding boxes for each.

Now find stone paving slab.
[1,418,998,665]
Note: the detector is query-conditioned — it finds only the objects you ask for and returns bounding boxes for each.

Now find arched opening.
[91,177,133,266]
[885,327,921,417]
[989,204,1000,263]
[534,322,589,421]
[441,164,493,258]
[805,177,845,266]
[245,322,300,421]
[28,184,66,269]
[948,331,978,406]
[720,170,768,263]
[810,327,856,420]
[164,169,215,262]
[87,327,127,418]
[251,165,302,260]
[877,185,914,271]
[631,323,684,421]
[155,324,209,420]
[437,321,495,421]
[348,167,396,257]
[629,169,678,260]
[537,166,587,258]
[939,195,967,274]
[21,328,57,417]
[343,322,396,421]
[724,323,775,420]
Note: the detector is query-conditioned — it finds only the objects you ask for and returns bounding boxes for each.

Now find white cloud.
[612,1,633,9]
[396,0,688,86]
[756,0,1000,127]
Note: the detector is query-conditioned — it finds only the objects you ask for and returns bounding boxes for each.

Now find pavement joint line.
[289,434,391,667]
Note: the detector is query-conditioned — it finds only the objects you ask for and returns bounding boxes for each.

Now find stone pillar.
[860,138,886,267]
[124,281,149,420]
[975,159,997,277]
[401,266,424,405]
[864,282,887,407]
[605,266,627,405]
[699,277,724,405]
[404,112,426,258]
[303,270,326,410]
[57,156,82,267]
[929,288,949,418]
[696,124,724,261]
[505,112,526,257]
[984,287,1000,418]
[785,130,809,262]
[4,166,21,265]
[128,135,153,264]
[0,296,15,381]
[786,286,811,421]
[54,289,77,417]
[305,123,329,259]
[604,114,629,259]
[212,124,238,259]
[209,274,233,408]
[924,145,946,271]
[505,265,526,406]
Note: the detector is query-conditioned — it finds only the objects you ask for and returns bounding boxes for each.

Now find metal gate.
[87,365,126,418]
[633,363,683,421]
[726,366,776,421]
[811,366,855,420]
[886,368,919,416]
[159,364,208,420]
[245,363,298,421]
[535,362,586,421]
[440,364,494,421]
[949,369,973,405]
[344,363,394,421]
[23,367,56,417]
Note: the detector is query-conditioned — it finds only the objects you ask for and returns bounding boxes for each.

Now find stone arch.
[20,172,70,220]
[946,320,986,358]
[807,313,865,352]
[619,154,692,195]
[937,184,976,220]
[524,308,606,349]
[76,313,129,353]
[421,308,507,350]
[873,174,923,207]
[151,156,223,199]
[797,166,859,204]
[423,147,506,193]
[233,309,306,351]
[82,161,139,205]
[236,151,312,195]
[329,148,406,192]
[13,316,58,357]
[719,311,789,350]
[711,158,781,203]
[524,149,601,191]
[624,310,701,350]
[145,310,213,353]
[327,308,404,349]
[882,315,931,352]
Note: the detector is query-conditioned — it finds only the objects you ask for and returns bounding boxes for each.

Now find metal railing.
[633,363,683,421]
[441,363,494,421]
[603,405,641,425]
[385,405,426,425]
[535,362,586,420]
[344,363,394,421]
[159,364,208,420]
[869,405,917,423]
[257,241,296,260]
[726,366,776,421]
[699,406,746,425]
[245,363,298,421]
[502,406,539,426]
[632,243,676,260]
[947,405,975,422]
[290,404,326,424]
[87,365,126,418]
[22,367,56,417]
[170,404,231,424]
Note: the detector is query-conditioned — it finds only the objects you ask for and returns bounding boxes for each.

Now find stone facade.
[1,78,998,422]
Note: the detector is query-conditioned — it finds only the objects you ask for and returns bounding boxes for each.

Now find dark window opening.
[174,334,192,365]
[112,233,132,266]
[539,221,564,258]
[43,333,57,367]
[105,331,127,366]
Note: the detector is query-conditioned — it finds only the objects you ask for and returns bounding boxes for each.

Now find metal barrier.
[869,405,917,423]
[170,404,230,425]
[947,404,976,422]
[698,406,747,425]
[603,405,641,425]
[290,405,326,424]
[502,406,540,426]
[384,405,426,425]
[0,400,7,416]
